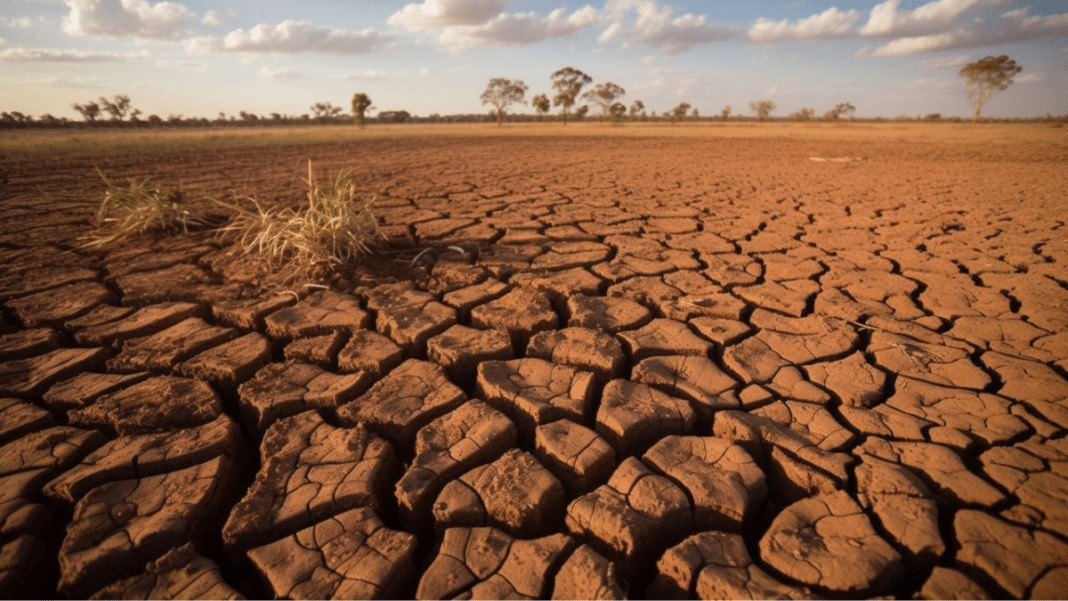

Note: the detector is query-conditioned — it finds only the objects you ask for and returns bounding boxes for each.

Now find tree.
[351,93,373,127]
[311,102,342,121]
[99,95,132,120]
[824,102,855,121]
[609,102,627,125]
[721,105,731,120]
[551,67,592,125]
[691,108,699,120]
[480,78,528,127]
[959,55,1021,123]
[789,108,816,121]
[629,100,645,120]
[672,102,692,123]
[378,110,411,123]
[531,93,551,121]
[749,100,776,121]
[573,105,589,121]
[582,82,625,119]
[72,101,101,122]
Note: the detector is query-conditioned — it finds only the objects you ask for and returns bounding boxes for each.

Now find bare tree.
[959,55,1021,123]
[582,82,625,119]
[824,102,855,121]
[481,78,528,127]
[351,93,373,127]
[72,101,101,122]
[551,67,592,125]
[532,93,551,121]
[749,99,776,121]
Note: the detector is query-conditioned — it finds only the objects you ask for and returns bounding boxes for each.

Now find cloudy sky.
[1,0,1065,120]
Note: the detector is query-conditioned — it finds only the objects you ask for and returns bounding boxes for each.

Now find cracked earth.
[1,126,1067,599]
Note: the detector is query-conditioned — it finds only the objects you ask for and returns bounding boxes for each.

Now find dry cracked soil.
[1,124,1067,599]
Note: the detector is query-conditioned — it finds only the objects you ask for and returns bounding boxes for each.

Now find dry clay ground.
[1,123,1067,599]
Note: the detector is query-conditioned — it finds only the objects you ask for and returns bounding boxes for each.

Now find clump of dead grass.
[214,160,380,286]
[82,168,213,249]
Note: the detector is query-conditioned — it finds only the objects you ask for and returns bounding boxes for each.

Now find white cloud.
[0,46,147,61]
[259,66,303,79]
[861,7,1068,56]
[389,0,510,30]
[748,6,860,42]
[437,6,598,49]
[187,21,393,55]
[1016,72,1044,83]
[330,69,388,80]
[9,17,34,28]
[201,10,221,27]
[32,75,101,88]
[600,0,736,54]
[0,36,6,45]
[156,58,206,71]
[859,0,1008,37]
[62,0,190,40]
[920,55,971,68]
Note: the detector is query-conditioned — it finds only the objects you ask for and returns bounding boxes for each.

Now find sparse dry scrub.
[214,160,380,287]
[81,168,213,249]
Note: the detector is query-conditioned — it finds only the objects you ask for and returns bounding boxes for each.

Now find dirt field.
[1,122,1067,599]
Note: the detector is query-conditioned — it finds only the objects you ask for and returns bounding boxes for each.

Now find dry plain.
[1,122,1067,599]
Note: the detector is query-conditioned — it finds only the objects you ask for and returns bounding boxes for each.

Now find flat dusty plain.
[1,122,1067,599]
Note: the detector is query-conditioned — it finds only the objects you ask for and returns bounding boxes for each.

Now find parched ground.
[1,123,1067,599]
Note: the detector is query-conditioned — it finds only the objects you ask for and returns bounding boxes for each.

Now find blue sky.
[1,0,1065,120]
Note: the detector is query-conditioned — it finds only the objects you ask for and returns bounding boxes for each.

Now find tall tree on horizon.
[959,55,1021,123]
[480,78,528,127]
[352,93,373,127]
[551,67,592,125]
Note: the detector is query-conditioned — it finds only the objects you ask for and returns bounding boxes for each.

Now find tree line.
[0,55,1048,130]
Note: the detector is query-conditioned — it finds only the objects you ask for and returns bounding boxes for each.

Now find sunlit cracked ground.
[1,123,1067,599]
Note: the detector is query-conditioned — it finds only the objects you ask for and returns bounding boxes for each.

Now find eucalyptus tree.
[551,67,592,125]
[481,78,528,126]
[959,55,1021,123]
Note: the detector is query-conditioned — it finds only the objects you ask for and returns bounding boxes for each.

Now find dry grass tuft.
[82,168,212,248]
[214,160,380,286]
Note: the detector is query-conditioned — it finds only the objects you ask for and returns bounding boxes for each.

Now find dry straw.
[213,160,380,286]
[81,168,213,248]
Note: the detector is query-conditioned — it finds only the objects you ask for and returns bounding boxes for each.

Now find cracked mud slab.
[3,127,1067,599]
